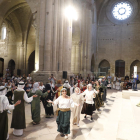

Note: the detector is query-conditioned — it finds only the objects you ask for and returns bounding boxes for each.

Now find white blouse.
[12,89,33,103]
[82,89,97,104]
[39,85,45,91]
[53,96,78,108]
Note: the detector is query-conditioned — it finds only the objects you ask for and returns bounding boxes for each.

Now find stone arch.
[98,59,110,76]
[130,60,140,78]
[115,60,125,77]
[8,59,15,77]
[28,50,35,74]
[0,58,4,77]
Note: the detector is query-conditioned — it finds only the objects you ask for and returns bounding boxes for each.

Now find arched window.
[1,24,7,40]
[98,60,110,76]
[115,60,125,77]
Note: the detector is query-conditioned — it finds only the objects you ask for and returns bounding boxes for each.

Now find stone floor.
[8,89,140,140]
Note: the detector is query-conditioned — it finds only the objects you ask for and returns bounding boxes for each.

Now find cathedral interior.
[1,1,140,140]
[0,0,140,80]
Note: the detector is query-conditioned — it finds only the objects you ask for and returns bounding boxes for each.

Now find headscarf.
[32,82,39,93]
[87,84,93,91]
[0,86,7,113]
[60,88,67,96]
[63,80,71,88]
[74,87,81,95]
[17,81,25,91]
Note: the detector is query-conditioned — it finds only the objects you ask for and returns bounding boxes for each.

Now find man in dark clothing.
[24,83,31,94]
[125,75,129,80]
[101,77,107,101]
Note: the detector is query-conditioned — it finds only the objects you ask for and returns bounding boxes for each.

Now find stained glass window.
[112,2,133,20]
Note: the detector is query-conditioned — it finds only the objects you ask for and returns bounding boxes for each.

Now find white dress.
[12,89,33,136]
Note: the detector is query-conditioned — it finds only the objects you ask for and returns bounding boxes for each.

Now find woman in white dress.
[81,84,98,121]
[47,88,79,139]
[71,87,83,127]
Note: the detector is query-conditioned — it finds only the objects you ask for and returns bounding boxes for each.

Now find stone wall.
[96,0,140,77]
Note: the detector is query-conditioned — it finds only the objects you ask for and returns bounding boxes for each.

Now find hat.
[18,81,25,85]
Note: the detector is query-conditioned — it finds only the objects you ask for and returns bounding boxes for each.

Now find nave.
[8,89,140,140]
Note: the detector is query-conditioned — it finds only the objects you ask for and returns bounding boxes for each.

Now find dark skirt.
[45,106,54,116]
[81,102,94,115]
[0,111,8,140]
[56,111,71,134]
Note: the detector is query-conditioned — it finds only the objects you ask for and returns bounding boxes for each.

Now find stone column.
[38,0,46,71]
[52,0,58,71]
[44,0,53,71]
[18,44,24,75]
[63,0,72,73]
[86,10,92,73]
[80,3,86,75]
[83,9,88,77]
[71,42,76,73]
[58,0,64,72]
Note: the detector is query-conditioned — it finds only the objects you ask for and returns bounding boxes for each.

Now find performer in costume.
[81,84,98,121]
[71,87,84,127]
[47,88,79,139]
[94,81,104,110]
[63,80,71,96]
[41,83,57,118]
[28,82,42,125]
[101,77,107,101]
[55,80,63,98]
[11,82,37,136]
[0,86,21,140]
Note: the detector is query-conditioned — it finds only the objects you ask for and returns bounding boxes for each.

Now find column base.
[31,70,73,84]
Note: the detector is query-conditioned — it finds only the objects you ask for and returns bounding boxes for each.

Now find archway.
[8,59,15,77]
[28,51,35,74]
[0,58,4,77]
[115,60,125,77]
[130,60,140,78]
[98,60,110,76]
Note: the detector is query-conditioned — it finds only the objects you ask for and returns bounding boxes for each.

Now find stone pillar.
[58,0,64,72]
[63,0,72,73]
[83,9,88,77]
[71,42,76,73]
[52,0,58,71]
[86,10,92,73]
[80,3,86,75]
[38,0,46,71]
[18,45,24,75]
[44,0,52,71]
[75,44,80,73]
